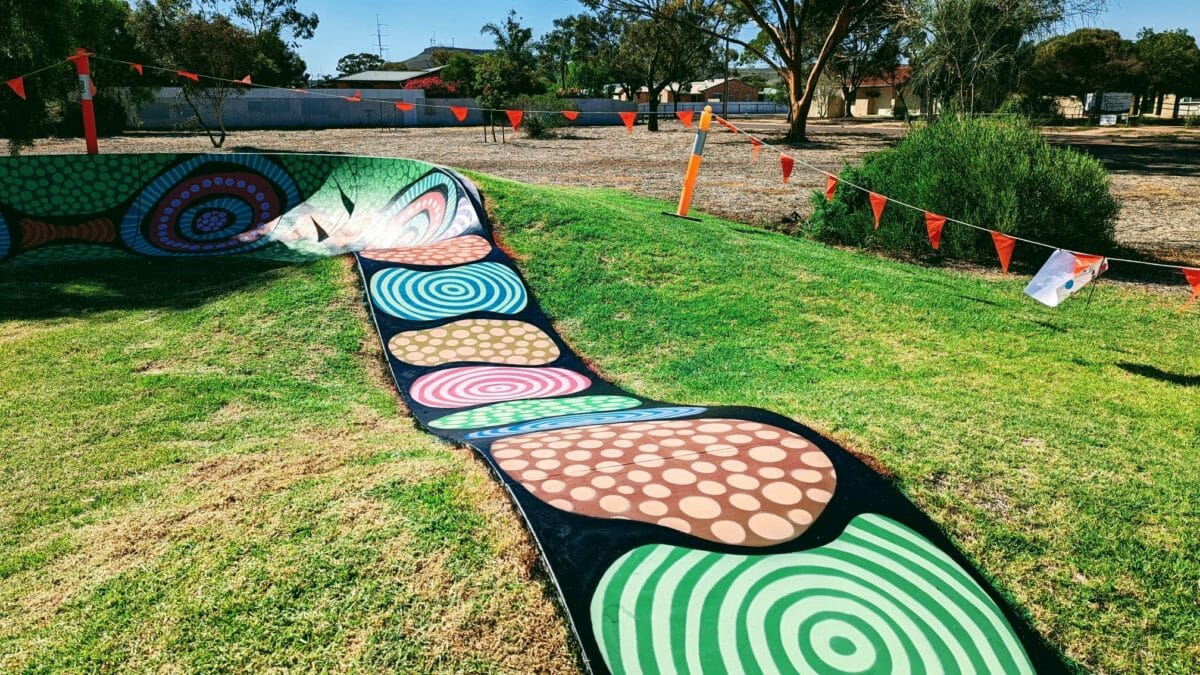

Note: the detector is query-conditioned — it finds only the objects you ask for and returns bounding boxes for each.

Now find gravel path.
[25,119,1200,265]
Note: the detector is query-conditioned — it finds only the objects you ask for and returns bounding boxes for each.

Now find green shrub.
[512,94,578,139]
[1184,114,1200,129]
[995,94,1060,123]
[804,116,1119,263]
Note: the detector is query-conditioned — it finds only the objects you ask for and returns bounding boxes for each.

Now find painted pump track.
[0,153,1068,674]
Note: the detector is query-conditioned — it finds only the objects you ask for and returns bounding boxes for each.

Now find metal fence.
[136,89,637,130]
[636,101,789,117]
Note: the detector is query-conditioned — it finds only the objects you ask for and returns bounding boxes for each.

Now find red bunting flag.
[618,111,636,133]
[236,75,252,85]
[344,90,362,102]
[1072,253,1104,274]
[131,63,143,76]
[561,110,579,121]
[506,109,523,132]
[89,80,97,97]
[991,232,1016,273]
[925,212,946,250]
[395,101,414,112]
[177,70,199,82]
[450,106,469,122]
[780,154,795,184]
[6,77,25,99]
[716,116,737,133]
[869,192,887,230]
[751,137,761,163]
[675,110,694,128]
[1182,268,1200,310]
[824,174,839,202]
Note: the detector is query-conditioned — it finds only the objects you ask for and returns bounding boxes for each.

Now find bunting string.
[4,52,1196,300]
[709,115,1199,290]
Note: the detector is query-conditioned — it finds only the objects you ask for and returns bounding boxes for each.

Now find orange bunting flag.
[506,109,523,132]
[780,155,795,184]
[869,192,887,230]
[716,116,737,133]
[131,63,143,76]
[5,77,25,99]
[991,232,1016,273]
[1182,268,1200,310]
[177,70,199,82]
[561,110,579,121]
[344,90,362,102]
[824,174,839,202]
[675,110,694,128]
[395,101,414,112]
[236,75,252,85]
[450,106,469,122]
[618,111,636,133]
[925,212,946,250]
[751,137,761,163]
[1072,253,1104,274]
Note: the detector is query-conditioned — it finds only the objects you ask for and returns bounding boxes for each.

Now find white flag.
[1024,249,1108,307]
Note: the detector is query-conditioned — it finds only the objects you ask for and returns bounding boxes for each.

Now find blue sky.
[297,0,1199,77]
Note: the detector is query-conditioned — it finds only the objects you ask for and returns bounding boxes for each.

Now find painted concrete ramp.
[0,153,1067,673]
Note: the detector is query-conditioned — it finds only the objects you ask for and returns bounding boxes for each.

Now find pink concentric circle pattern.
[409,366,591,408]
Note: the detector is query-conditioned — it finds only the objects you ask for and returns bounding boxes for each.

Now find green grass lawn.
[1,174,1197,673]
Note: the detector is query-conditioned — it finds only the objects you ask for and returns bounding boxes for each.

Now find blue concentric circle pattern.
[369,262,528,321]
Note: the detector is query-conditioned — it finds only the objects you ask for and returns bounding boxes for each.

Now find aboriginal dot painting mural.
[0,153,1067,674]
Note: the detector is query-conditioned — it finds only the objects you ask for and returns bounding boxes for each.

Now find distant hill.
[399,46,492,70]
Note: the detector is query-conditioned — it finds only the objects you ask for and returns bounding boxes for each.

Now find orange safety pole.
[70,49,99,155]
[669,105,713,220]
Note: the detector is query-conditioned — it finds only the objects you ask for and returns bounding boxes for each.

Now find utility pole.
[375,14,388,60]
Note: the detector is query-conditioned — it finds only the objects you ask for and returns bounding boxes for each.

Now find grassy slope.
[471,173,1199,674]
[0,257,576,673]
[0,174,1195,673]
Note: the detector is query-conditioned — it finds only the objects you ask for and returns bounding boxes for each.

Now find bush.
[995,94,1060,123]
[1184,114,1200,129]
[803,116,1119,263]
[512,94,578,139]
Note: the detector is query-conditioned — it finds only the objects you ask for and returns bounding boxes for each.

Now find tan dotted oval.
[388,319,559,367]
[492,418,837,547]
[361,234,492,266]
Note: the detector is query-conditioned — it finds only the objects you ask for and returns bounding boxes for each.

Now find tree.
[827,13,902,116]
[336,52,385,76]
[438,52,480,96]
[610,5,723,131]
[1027,28,1144,106]
[475,11,544,141]
[903,0,1106,114]
[0,0,143,153]
[206,0,319,44]
[1136,28,1200,117]
[589,0,894,140]
[131,0,262,148]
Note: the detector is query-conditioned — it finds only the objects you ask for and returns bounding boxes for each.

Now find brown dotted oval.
[491,419,837,547]
[360,234,492,266]
[388,319,560,366]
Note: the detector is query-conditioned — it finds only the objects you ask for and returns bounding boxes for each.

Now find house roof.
[616,78,758,95]
[333,67,443,83]
[859,65,912,88]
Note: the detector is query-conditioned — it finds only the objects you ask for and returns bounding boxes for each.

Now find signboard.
[1085,92,1132,114]
[1099,114,1117,126]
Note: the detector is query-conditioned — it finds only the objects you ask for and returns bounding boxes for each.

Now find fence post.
[666,105,713,221]
[70,49,99,155]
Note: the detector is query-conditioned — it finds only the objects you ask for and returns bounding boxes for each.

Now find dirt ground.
[25,118,1200,265]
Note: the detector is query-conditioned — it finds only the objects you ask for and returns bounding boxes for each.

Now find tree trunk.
[1156,93,1164,116]
[789,2,854,141]
[648,93,660,132]
[1172,95,1181,119]
[841,86,856,117]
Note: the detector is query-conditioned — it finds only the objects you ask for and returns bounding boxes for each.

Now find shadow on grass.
[1117,362,1200,387]
[0,257,303,320]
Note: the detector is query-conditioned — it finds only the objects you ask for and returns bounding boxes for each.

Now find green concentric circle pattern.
[590,513,1034,674]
